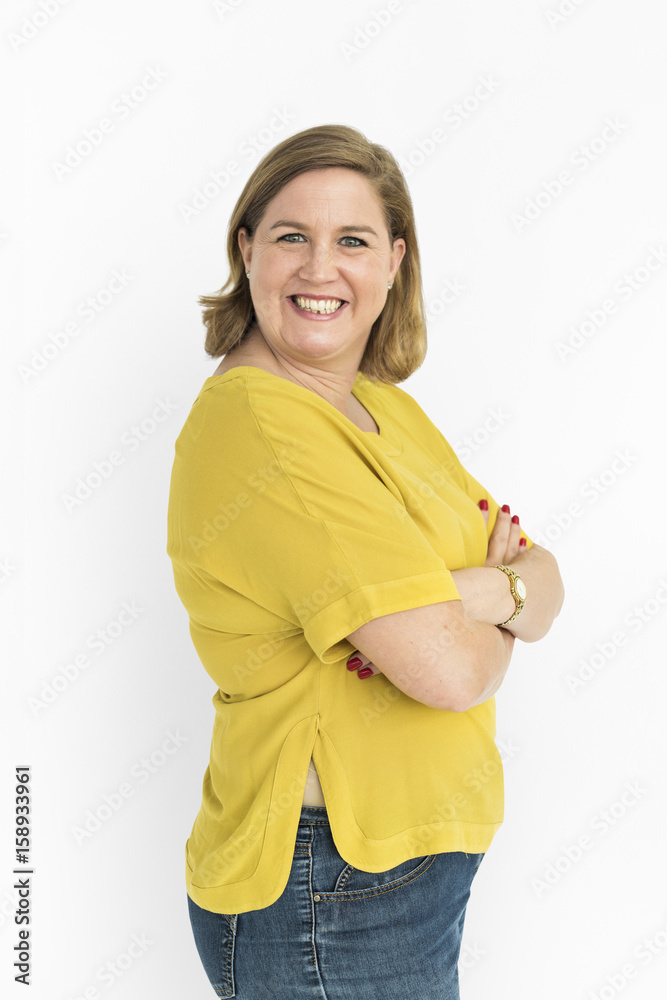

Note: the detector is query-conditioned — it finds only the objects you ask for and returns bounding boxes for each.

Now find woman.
[166,123,564,999]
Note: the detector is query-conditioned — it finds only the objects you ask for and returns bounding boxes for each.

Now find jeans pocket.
[331,854,436,896]
[187,895,238,998]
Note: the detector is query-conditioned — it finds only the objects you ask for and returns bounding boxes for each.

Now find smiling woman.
[230,166,405,408]
[199,123,427,385]
[166,123,563,999]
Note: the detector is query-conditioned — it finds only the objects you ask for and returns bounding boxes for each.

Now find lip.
[290,293,348,301]
[287,295,349,321]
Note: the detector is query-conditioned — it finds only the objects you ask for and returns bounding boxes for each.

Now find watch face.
[516,578,527,601]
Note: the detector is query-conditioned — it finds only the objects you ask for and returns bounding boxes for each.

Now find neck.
[233,326,364,419]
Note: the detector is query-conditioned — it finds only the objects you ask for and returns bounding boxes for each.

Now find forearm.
[405,607,515,711]
[450,544,564,643]
[464,626,515,707]
[350,599,516,712]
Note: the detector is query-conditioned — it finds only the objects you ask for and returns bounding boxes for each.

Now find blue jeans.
[187,805,485,999]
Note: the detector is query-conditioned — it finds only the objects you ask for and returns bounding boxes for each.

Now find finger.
[347,650,370,671]
[505,514,523,562]
[478,498,489,526]
[346,650,381,678]
[485,505,512,565]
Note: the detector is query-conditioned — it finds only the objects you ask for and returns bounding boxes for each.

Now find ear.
[389,237,406,283]
[237,228,253,271]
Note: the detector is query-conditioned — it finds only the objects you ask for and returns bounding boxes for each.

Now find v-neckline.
[205,365,385,437]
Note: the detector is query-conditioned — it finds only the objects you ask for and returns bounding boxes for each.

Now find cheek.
[253,262,291,296]
[350,261,385,291]
[360,273,388,306]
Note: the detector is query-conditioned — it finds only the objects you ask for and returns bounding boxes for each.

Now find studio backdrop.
[4,1,666,997]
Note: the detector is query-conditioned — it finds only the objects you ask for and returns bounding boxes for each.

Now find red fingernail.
[347,657,363,670]
[519,538,527,547]
[512,515,520,524]
[478,499,488,511]
[357,667,373,679]
[502,504,511,513]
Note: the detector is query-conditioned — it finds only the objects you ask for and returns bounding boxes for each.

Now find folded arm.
[346,503,564,699]
[451,541,564,643]
[346,599,516,712]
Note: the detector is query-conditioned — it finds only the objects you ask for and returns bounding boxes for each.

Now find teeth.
[293,296,343,314]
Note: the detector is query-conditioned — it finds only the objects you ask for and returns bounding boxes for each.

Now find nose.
[298,241,339,283]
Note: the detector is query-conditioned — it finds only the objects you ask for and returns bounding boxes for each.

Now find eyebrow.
[268,219,380,238]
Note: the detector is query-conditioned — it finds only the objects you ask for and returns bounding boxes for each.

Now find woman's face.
[238,167,405,371]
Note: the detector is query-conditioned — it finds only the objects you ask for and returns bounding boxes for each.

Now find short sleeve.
[167,378,462,665]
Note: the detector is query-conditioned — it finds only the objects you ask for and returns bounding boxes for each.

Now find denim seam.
[211,912,236,998]
[314,854,438,902]
[302,832,322,972]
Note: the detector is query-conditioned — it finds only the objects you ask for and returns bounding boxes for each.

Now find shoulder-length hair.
[200,123,427,385]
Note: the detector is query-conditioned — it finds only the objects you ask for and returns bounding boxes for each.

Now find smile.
[291,295,346,315]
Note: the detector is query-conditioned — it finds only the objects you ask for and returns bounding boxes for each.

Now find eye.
[340,236,367,247]
[278,233,305,243]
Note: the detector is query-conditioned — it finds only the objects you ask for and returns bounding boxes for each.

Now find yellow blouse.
[166,367,533,914]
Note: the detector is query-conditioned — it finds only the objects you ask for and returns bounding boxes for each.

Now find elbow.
[445,670,495,713]
[428,690,474,713]
[519,554,565,642]
[547,551,566,618]
[554,573,565,617]
[434,683,491,714]
[542,548,565,620]
[444,694,478,713]
[396,663,473,712]
[409,681,471,713]
[421,655,488,714]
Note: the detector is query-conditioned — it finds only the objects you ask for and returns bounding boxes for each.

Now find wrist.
[493,565,527,626]
[491,567,518,625]
[450,567,516,626]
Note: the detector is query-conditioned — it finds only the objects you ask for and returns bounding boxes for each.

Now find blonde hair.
[200,124,427,384]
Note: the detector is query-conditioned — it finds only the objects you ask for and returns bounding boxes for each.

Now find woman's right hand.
[346,650,381,680]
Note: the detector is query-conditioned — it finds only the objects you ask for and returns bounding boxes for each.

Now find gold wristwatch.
[494,564,527,626]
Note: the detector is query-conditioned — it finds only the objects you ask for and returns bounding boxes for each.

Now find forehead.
[263,167,387,228]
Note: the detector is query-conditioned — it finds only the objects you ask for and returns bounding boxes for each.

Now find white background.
[3,0,667,997]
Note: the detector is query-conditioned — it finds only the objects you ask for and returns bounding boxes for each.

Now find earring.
[387,281,393,289]
[246,270,250,278]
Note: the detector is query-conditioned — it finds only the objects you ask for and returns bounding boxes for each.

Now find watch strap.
[494,564,526,627]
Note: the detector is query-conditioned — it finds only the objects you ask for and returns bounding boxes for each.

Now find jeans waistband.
[297,804,329,823]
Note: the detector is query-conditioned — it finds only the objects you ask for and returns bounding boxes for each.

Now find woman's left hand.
[346,650,381,679]
[479,500,525,567]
